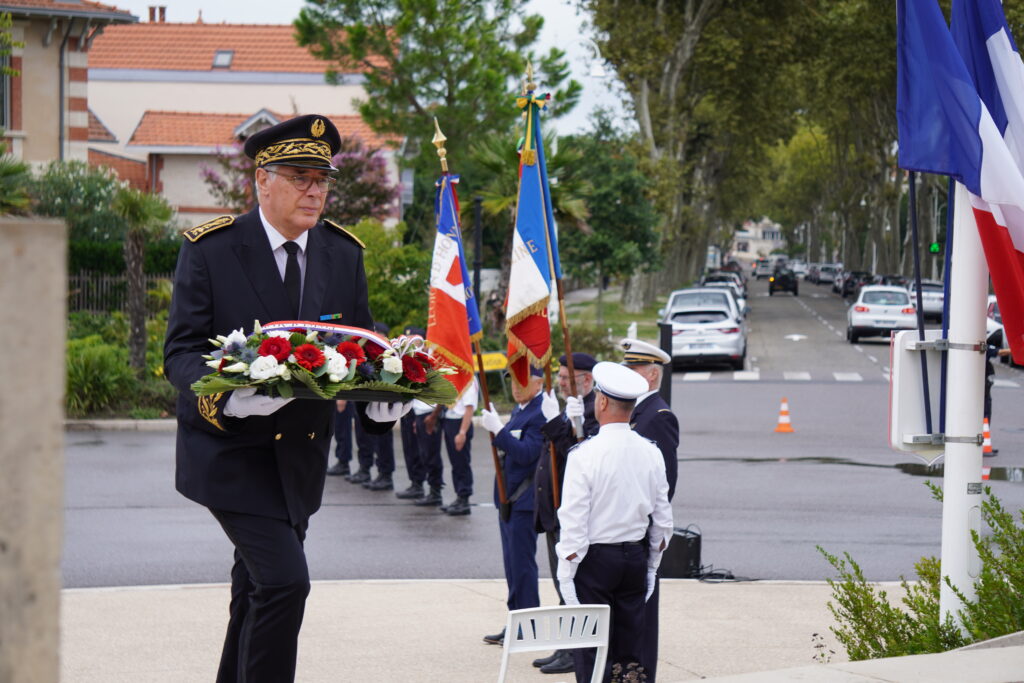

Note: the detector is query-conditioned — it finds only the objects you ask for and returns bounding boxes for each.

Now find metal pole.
[939,182,987,626]
[658,322,673,406]
[473,196,483,309]
[909,172,934,435]
[940,176,956,433]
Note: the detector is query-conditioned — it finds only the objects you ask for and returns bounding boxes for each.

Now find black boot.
[445,496,471,516]
[395,483,424,499]
[364,473,393,491]
[539,650,575,674]
[345,468,371,484]
[414,487,443,506]
[326,461,350,477]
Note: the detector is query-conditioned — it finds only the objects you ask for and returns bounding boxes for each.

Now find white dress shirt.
[259,207,308,305]
[555,422,673,569]
[444,378,478,419]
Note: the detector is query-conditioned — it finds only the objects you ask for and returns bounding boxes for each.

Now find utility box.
[889,329,944,457]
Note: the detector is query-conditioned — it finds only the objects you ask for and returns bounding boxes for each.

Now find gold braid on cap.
[255,138,332,167]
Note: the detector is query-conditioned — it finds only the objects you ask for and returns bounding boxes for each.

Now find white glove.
[481,402,504,435]
[565,395,584,421]
[645,568,658,602]
[540,389,560,422]
[559,578,580,605]
[365,401,413,423]
[223,386,294,418]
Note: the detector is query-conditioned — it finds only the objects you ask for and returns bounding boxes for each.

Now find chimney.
[148,6,155,22]
[158,6,166,22]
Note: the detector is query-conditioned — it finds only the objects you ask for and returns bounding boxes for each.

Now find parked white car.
[907,279,945,321]
[846,286,918,343]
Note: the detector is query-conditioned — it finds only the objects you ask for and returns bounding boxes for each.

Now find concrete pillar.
[0,217,66,682]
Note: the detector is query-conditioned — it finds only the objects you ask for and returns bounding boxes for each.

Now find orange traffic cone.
[982,466,991,481]
[774,397,794,433]
[983,418,994,456]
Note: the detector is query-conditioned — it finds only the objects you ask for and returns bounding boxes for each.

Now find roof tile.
[1,0,134,19]
[88,109,117,142]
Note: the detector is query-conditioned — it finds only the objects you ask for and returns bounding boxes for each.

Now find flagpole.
[432,118,510,515]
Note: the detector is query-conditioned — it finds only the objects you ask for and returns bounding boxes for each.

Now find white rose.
[268,331,291,339]
[278,364,292,381]
[225,328,248,347]
[248,354,279,380]
[326,355,348,377]
[382,355,403,374]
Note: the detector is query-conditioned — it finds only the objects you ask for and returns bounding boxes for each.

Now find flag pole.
[432,118,510,515]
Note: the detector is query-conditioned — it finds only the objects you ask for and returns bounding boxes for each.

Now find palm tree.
[112,188,172,373]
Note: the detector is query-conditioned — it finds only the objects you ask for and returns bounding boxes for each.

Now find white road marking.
[784,372,811,381]
[733,371,760,381]
[994,379,1020,388]
[683,372,711,382]
[854,345,864,353]
[784,334,808,341]
[834,372,863,382]
[867,355,878,363]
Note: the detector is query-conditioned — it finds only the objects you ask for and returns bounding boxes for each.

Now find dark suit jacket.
[534,391,599,533]
[492,392,546,513]
[631,392,679,501]
[164,208,390,524]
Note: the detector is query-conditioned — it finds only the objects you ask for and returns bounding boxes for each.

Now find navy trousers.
[442,419,474,497]
[498,508,539,611]
[210,509,311,683]
[413,413,445,489]
[399,412,423,484]
[354,415,394,475]
[332,401,355,465]
[571,543,647,683]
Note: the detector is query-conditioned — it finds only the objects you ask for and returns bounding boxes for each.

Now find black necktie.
[283,241,301,317]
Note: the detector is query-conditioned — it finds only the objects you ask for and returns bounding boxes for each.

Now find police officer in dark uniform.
[620,338,679,680]
[164,114,409,683]
[532,352,599,674]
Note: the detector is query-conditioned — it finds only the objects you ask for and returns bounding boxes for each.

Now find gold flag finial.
[432,117,448,173]
[526,59,536,91]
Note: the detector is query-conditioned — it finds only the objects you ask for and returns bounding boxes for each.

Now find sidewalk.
[60,579,1024,682]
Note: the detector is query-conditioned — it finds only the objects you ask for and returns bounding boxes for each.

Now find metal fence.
[68,271,174,313]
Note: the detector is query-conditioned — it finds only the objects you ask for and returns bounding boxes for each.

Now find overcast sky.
[107,0,630,135]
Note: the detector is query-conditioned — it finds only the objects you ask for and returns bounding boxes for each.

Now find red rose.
[258,337,291,361]
[336,341,367,365]
[363,341,385,360]
[293,344,326,371]
[414,351,434,368]
[402,355,427,383]
[289,327,307,334]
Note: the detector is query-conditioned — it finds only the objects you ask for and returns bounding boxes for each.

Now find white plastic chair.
[496,604,610,683]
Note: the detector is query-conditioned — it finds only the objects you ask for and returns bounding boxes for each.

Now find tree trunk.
[124,230,147,374]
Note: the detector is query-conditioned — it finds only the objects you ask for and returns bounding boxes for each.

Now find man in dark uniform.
[532,352,599,674]
[621,338,679,681]
[164,114,409,683]
[479,367,546,645]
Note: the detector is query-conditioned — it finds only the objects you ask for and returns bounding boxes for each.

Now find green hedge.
[69,239,181,275]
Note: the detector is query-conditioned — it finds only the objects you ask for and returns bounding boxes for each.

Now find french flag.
[898,0,1024,363]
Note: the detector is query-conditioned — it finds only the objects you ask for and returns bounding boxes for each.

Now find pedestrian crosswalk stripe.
[833,372,863,382]
[683,372,711,381]
[994,379,1020,388]
[784,371,811,381]
[733,371,760,381]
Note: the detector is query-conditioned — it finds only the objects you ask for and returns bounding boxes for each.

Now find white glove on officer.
[645,567,658,602]
[481,402,505,435]
[565,395,584,421]
[540,389,560,422]
[557,556,581,605]
[223,386,294,418]
[366,401,413,423]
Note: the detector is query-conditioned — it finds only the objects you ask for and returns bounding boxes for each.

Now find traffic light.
[928,241,942,254]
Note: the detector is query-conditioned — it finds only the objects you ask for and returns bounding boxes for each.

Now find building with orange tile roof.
[0,1,136,163]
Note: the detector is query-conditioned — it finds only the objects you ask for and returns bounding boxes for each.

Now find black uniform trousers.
[210,508,311,683]
[545,530,565,604]
[399,412,423,484]
[572,543,647,683]
[442,419,474,497]
[333,401,356,465]
[413,413,444,489]
[354,416,394,475]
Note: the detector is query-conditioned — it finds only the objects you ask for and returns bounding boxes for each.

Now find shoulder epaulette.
[183,215,234,243]
[324,219,366,249]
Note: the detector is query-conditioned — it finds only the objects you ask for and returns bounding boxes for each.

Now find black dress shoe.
[326,462,350,477]
[413,488,443,506]
[346,469,371,484]
[445,496,471,516]
[364,474,393,491]
[395,483,425,499]
[482,627,505,645]
[533,650,561,668]
[539,650,575,674]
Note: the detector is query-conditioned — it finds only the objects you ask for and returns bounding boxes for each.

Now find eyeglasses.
[265,169,337,193]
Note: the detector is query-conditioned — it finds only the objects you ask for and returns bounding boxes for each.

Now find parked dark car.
[871,273,909,288]
[768,268,798,296]
[841,271,872,298]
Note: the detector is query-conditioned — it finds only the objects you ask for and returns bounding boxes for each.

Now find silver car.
[846,285,917,343]
[907,279,944,321]
[660,289,747,369]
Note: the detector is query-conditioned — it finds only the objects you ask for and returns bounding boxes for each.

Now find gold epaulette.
[323,219,366,248]
[183,215,235,243]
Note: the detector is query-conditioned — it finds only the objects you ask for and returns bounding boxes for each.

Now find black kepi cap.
[558,352,597,372]
[243,114,341,171]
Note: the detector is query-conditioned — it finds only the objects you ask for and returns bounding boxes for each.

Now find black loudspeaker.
[659,525,701,578]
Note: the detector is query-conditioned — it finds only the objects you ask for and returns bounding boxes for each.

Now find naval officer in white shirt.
[555,362,674,682]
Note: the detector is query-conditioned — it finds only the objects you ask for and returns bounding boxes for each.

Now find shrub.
[66,335,134,417]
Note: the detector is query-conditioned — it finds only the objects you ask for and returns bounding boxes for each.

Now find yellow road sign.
[480,352,507,371]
